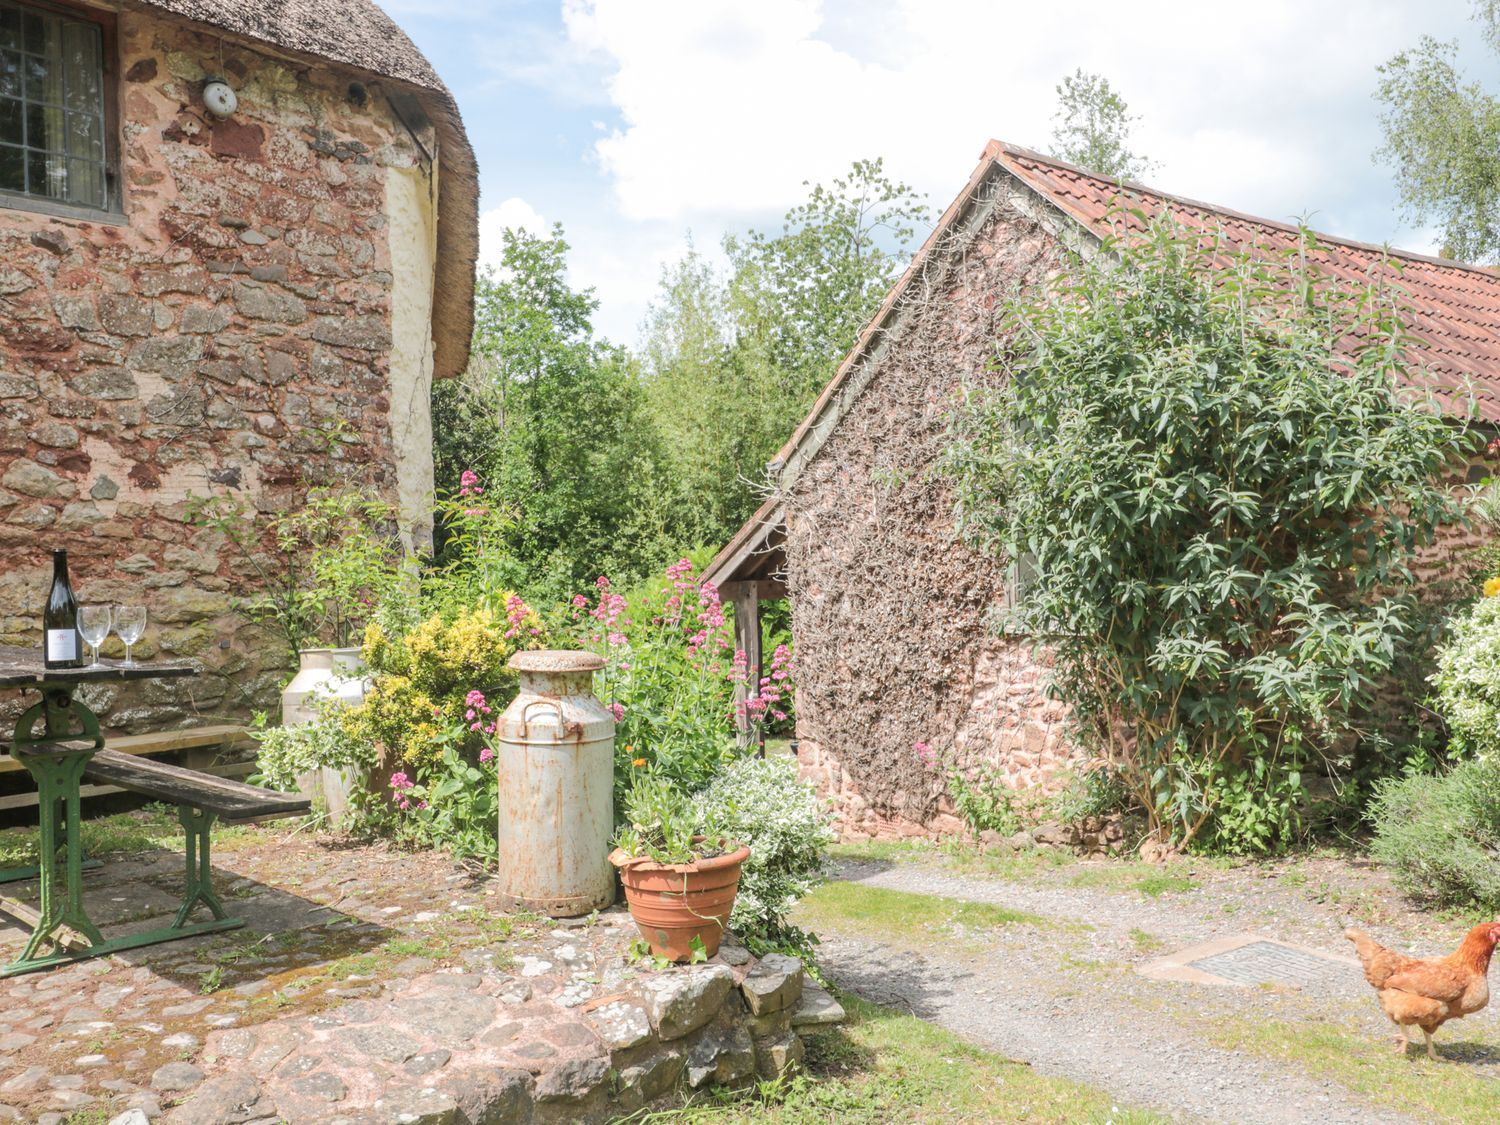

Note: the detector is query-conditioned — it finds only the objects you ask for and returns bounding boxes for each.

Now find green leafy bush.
[1369,758,1500,910]
[1049,765,1131,827]
[251,705,369,795]
[349,602,544,767]
[569,558,792,812]
[944,216,1469,851]
[697,756,836,954]
[384,749,499,864]
[1430,594,1500,762]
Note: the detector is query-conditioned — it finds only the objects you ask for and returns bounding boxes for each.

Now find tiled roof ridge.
[987,139,1500,278]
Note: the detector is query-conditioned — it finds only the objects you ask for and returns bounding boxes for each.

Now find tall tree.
[433,225,680,599]
[724,158,928,397]
[641,159,929,549]
[1048,69,1154,180]
[1376,2,1500,262]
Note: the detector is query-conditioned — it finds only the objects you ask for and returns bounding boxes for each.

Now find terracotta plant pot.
[610,840,751,962]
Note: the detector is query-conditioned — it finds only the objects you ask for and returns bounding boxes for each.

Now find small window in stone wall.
[0,0,110,212]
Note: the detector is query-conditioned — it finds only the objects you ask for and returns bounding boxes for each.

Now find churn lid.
[507,650,606,673]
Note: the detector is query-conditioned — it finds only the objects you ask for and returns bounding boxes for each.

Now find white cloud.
[562,0,1468,240]
[478,196,551,273]
[476,0,1475,343]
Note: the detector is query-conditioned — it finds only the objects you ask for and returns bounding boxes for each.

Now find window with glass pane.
[0,2,107,210]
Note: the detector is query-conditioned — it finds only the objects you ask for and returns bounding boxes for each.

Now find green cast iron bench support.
[1,748,310,978]
[82,750,310,931]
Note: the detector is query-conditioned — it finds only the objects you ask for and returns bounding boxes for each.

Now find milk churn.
[495,650,615,916]
[281,647,369,827]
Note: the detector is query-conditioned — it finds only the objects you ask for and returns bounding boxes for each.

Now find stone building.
[0,0,477,732]
[705,140,1500,840]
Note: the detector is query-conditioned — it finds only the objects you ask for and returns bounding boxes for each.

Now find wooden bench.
[81,752,309,823]
[0,724,255,812]
[80,751,310,928]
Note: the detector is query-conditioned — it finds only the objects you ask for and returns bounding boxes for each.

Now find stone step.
[791,982,846,1028]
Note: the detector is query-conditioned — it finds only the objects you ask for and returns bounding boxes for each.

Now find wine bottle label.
[46,629,78,662]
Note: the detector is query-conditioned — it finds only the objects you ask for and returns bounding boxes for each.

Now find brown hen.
[1345,922,1500,1060]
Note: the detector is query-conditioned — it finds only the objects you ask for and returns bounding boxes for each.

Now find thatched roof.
[130,0,477,379]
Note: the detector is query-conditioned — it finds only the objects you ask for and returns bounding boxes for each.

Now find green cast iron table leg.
[173,806,229,927]
[1,687,106,971]
[0,686,242,978]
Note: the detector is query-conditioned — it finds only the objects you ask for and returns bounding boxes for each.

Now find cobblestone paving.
[0,821,819,1123]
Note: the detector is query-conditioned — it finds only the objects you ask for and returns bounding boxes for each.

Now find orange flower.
[632,758,647,768]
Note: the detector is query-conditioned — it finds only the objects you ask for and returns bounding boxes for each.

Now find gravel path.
[810,852,1500,1125]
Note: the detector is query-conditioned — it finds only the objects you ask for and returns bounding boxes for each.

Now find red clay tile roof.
[708,139,1500,588]
[993,140,1500,421]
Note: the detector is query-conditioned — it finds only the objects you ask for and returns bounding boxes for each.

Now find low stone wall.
[162,909,843,1124]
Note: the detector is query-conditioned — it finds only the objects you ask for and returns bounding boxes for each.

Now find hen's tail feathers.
[1345,928,1398,987]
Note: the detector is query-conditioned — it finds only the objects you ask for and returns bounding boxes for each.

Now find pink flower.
[458,469,483,497]
[607,632,626,646]
[390,772,413,791]
[465,689,488,710]
[913,742,937,770]
[596,575,611,589]
[479,746,495,764]
[609,702,624,722]
[572,594,588,608]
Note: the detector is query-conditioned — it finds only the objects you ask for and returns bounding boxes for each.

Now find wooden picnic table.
[0,646,260,977]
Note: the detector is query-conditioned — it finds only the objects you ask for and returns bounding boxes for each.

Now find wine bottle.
[44,549,83,670]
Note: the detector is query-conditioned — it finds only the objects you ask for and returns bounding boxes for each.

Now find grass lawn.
[794,881,1055,951]
[634,994,1169,1124]
[1201,1011,1500,1123]
[830,838,1215,899]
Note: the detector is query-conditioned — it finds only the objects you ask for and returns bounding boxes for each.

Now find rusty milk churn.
[495,650,615,916]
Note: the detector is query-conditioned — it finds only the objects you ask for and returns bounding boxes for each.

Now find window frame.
[0,0,122,222]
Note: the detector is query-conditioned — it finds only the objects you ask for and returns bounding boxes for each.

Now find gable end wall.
[784,179,1080,840]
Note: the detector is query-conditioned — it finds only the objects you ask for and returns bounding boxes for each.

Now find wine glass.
[112,605,147,667]
[78,606,112,669]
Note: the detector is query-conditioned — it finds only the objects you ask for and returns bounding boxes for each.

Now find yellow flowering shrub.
[345,601,545,764]
[1484,576,1500,598]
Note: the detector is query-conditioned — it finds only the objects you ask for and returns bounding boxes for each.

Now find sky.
[383,0,1490,347]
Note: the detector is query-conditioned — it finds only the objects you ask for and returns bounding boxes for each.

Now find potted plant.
[610,775,750,962]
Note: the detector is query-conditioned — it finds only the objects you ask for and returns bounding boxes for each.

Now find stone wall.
[0,10,437,733]
[786,175,1498,842]
[785,182,1079,841]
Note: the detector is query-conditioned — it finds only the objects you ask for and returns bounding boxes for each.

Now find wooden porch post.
[730,580,764,752]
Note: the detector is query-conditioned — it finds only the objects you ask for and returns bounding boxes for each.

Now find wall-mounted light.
[202,77,238,119]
